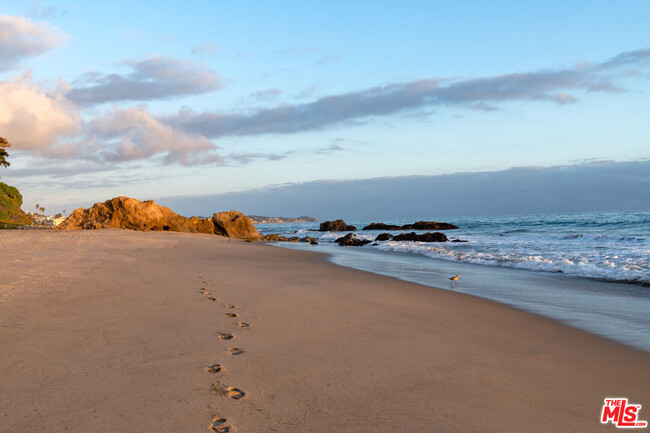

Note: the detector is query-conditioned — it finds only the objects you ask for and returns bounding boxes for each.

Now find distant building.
[26,213,67,226]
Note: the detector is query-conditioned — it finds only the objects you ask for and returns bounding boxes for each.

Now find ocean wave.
[374,241,650,284]
[258,211,650,284]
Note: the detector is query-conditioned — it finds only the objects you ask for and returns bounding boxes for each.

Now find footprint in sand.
[205,364,222,374]
[218,333,235,340]
[207,297,218,302]
[213,382,247,400]
[237,322,250,328]
[209,417,231,432]
[223,304,236,309]
[225,313,238,318]
[227,347,243,355]
[225,386,246,400]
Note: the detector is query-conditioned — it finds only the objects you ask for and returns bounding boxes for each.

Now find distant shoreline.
[248,215,317,224]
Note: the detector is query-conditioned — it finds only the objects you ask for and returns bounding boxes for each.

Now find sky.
[0,1,649,218]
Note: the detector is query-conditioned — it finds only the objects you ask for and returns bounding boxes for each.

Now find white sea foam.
[373,240,650,283]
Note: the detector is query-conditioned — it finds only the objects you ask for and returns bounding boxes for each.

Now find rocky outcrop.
[320,219,356,231]
[362,221,458,230]
[335,233,371,247]
[375,233,393,241]
[57,197,261,240]
[392,232,448,242]
[57,197,197,232]
[263,233,289,242]
[408,221,458,230]
[363,223,402,230]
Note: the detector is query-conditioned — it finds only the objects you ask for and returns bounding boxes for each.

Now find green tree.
[0,136,10,168]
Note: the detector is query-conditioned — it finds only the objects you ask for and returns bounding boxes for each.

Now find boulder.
[190,216,215,234]
[334,233,372,247]
[56,197,262,240]
[320,219,357,231]
[212,210,262,240]
[392,232,448,242]
[375,233,393,241]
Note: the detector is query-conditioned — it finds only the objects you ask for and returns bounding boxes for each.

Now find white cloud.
[68,56,223,105]
[0,72,79,151]
[0,14,65,70]
[85,107,221,165]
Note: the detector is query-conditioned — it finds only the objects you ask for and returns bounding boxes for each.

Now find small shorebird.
[449,274,459,288]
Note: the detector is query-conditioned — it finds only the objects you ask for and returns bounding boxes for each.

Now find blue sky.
[1,1,649,216]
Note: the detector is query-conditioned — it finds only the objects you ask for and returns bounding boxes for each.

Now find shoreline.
[1,229,649,432]
[269,240,650,352]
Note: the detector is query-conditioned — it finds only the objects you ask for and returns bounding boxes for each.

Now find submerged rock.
[335,233,372,247]
[319,219,357,231]
[391,232,448,242]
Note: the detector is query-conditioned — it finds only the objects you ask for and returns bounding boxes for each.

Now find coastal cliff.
[0,182,32,226]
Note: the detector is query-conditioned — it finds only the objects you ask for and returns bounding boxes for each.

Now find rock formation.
[319,219,357,231]
[334,233,372,246]
[362,221,458,230]
[212,210,261,240]
[262,234,318,244]
[57,197,261,240]
[375,233,393,241]
[391,232,448,242]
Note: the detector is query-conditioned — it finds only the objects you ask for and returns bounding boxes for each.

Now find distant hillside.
[248,215,318,224]
[0,182,32,226]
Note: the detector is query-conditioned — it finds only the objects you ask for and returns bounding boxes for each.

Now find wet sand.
[1,229,648,432]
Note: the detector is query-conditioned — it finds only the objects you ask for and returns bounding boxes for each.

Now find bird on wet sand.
[449,274,460,288]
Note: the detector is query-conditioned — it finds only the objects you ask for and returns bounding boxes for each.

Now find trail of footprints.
[198,274,252,432]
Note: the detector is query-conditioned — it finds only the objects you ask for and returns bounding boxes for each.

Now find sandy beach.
[1,229,648,432]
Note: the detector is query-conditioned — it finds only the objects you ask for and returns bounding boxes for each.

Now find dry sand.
[1,229,648,432]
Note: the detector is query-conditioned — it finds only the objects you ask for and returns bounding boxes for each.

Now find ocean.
[255,210,650,352]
